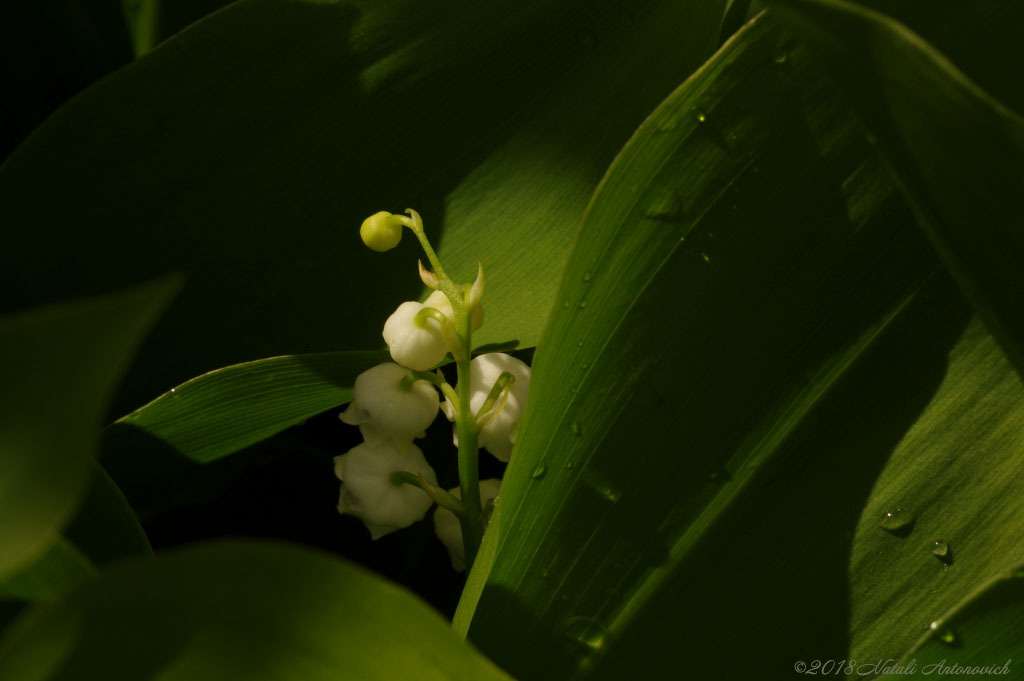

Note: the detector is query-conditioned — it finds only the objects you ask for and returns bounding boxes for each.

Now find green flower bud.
[360,211,403,252]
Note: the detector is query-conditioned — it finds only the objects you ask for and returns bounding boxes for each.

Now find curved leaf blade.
[458,3,1024,678]
[764,0,1024,377]
[110,350,387,463]
[0,278,177,579]
[882,564,1024,679]
[0,540,513,681]
[458,11,943,678]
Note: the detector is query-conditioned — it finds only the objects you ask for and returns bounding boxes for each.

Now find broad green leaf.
[0,0,726,417]
[881,564,1024,679]
[0,542,96,603]
[763,0,1024,378]
[0,0,132,159]
[64,463,152,565]
[0,540,512,681]
[109,350,387,463]
[0,278,177,579]
[842,318,1024,667]
[455,4,1024,679]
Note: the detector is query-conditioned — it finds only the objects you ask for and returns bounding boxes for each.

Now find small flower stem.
[390,471,466,515]
[474,371,515,427]
[398,210,461,301]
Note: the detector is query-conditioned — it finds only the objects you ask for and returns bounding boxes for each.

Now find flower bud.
[335,440,438,539]
[441,353,531,461]
[424,290,484,333]
[339,363,440,446]
[433,479,501,571]
[359,211,403,252]
[383,301,448,370]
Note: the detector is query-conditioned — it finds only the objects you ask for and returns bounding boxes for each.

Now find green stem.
[454,297,483,569]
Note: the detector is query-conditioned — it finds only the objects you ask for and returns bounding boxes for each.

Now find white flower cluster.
[335,279,530,570]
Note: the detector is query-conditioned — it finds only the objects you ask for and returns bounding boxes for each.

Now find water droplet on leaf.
[879,508,915,536]
[531,461,548,480]
[578,300,588,309]
[570,422,581,436]
[929,621,959,647]
[932,540,953,566]
[564,616,607,652]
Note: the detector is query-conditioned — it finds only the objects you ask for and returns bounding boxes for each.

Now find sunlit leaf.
[0,0,726,418]
[0,278,177,579]
[0,541,512,681]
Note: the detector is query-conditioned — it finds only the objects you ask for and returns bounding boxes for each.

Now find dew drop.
[694,109,708,124]
[564,616,607,652]
[929,621,959,647]
[577,340,584,347]
[582,271,592,282]
[642,184,685,222]
[566,460,574,470]
[578,300,588,309]
[531,461,548,480]
[700,252,711,263]
[879,508,915,536]
[584,471,622,503]
[563,301,570,309]
[932,540,953,566]
[772,49,788,64]
[707,468,732,483]
[570,421,581,436]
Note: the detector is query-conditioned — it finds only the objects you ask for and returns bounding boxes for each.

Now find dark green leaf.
[64,463,152,565]
[0,541,96,603]
[455,4,1024,679]
[882,565,1024,679]
[0,540,512,681]
[764,0,1024,377]
[0,278,178,579]
[110,350,387,463]
[0,0,726,417]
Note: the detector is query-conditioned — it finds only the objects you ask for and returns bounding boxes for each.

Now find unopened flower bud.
[434,479,501,571]
[339,363,440,445]
[360,211,403,252]
[335,440,438,539]
[383,301,448,370]
[441,353,531,461]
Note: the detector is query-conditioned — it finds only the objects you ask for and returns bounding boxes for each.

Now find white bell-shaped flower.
[382,301,448,371]
[424,290,484,335]
[442,353,531,461]
[335,440,438,540]
[339,363,440,446]
[433,479,501,571]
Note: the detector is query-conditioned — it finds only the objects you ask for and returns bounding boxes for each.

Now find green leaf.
[0,0,132,158]
[455,4,1024,679]
[0,541,96,604]
[0,540,513,681]
[762,0,1024,379]
[0,0,726,416]
[0,278,178,579]
[881,564,1024,679]
[64,463,152,565]
[109,350,387,463]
